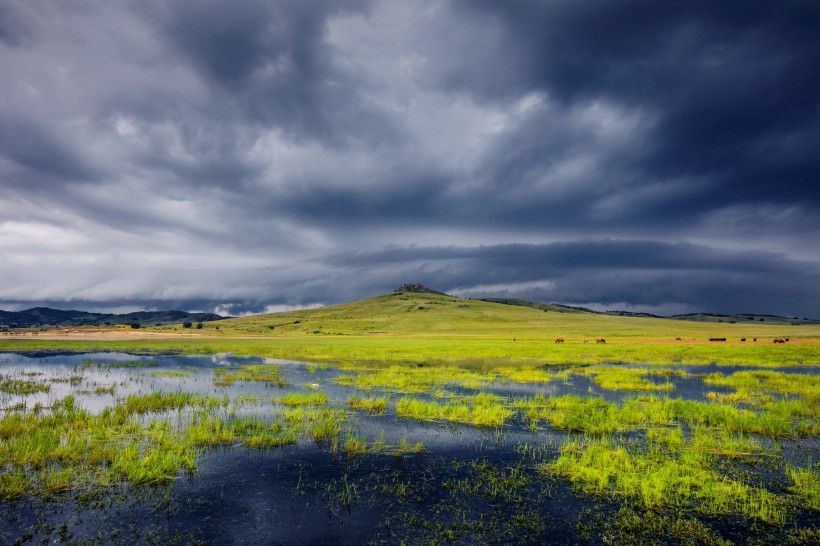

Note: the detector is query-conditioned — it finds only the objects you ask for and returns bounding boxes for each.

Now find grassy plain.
[1,290,819,542]
[1,291,819,367]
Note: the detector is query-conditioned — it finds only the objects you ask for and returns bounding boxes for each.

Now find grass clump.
[0,377,50,395]
[122,392,199,415]
[348,395,389,414]
[787,465,820,511]
[213,364,287,387]
[278,391,329,407]
[185,416,297,449]
[396,393,513,427]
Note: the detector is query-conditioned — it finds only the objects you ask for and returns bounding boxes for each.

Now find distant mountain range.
[0,307,226,329]
[479,298,820,325]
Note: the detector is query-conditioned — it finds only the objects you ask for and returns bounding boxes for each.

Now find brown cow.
[555,338,564,344]
[596,338,606,344]
[675,337,681,341]
[741,338,746,342]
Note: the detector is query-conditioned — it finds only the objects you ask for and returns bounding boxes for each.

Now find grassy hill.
[160,290,818,341]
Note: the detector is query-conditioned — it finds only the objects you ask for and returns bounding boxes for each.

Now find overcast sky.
[1,0,819,317]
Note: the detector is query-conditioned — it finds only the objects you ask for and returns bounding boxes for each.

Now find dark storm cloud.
[0,0,818,316]
[0,116,99,185]
[443,0,820,209]
[138,0,389,145]
[322,241,820,317]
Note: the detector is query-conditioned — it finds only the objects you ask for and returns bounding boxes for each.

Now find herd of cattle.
[553,337,791,343]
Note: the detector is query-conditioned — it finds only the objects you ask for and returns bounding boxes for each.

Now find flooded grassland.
[0,352,818,545]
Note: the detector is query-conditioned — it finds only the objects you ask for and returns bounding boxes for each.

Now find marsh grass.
[185,415,297,449]
[493,366,570,384]
[213,364,288,387]
[569,365,681,391]
[150,371,191,378]
[82,360,158,368]
[787,465,820,511]
[123,392,202,414]
[278,391,329,407]
[0,396,199,498]
[518,393,817,439]
[335,364,491,393]
[347,395,389,414]
[395,392,513,427]
[705,370,820,407]
[542,436,787,523]
[0,377,50,395]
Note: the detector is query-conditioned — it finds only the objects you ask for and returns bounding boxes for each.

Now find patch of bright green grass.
[570,366,681,391]
[185,416,297,449]
[335,364,492,393]
[516,393,816,439]
[396,392,513,427]
[542,436,787,524]
[347,395,389,414]
[494,366,571,384]
[278,391,329,407]
[705,370,820,405]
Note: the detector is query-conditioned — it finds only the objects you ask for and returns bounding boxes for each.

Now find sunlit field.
[1,293,818,544]
[2,292,819,368]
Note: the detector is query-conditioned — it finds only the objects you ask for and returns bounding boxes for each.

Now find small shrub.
[183,322,192,328]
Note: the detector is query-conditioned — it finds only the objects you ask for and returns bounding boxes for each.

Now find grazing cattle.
[675,337,681,341]
[709,338,727,342]
[773,338,786,344]
[753,338,757,342]
[785,338,790,342]
[741,338,746,342]
[555,338,564,344]
[596,338,606,344]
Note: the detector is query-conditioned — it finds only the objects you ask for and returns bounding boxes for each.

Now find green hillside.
[168,290,818,341]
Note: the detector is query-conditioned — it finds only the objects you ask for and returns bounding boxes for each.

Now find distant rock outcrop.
[396,283,431,293]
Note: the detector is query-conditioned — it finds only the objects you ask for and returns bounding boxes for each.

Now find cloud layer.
[1,0,818,316]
